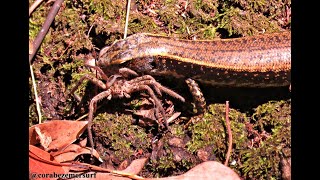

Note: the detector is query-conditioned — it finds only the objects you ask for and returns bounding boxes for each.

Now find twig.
[124,0,131,39]
[75,113,88,121]
[29,0,65,64]
[30,64,42,124]
[30,150,145,179]
[224,101,233,166]
[29,0,64,124]
[29,0,45,16]
[87,24,95,37]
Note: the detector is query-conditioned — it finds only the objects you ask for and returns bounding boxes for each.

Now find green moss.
[170,124,185,137]
[252,100,291,130]
[239,100,291,179]
[186,104,248,160]
[146,133,196,177]
[29,103,38,126]
[129,99,146,110]
[183,100,290,178]
[93,113,151,162]
[150,153,176,177]
[29,0,49,39]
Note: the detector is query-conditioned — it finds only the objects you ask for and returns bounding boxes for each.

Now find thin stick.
[30,64,42,123]
[29,0,65,64]
[29,0,64,124]
[224,101,233,166]
[124,0,131,39]
[29,0,45,16]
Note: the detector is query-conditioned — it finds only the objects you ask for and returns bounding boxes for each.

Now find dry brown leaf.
[34,126,52,150]
[134,108,156,121]
[118,160,129,171]
[79,137,87,147]
[167,112,181,124]
[29,120,88,152]
[29,145,68,180]
[68,159,239,180]
[145,161,241,180]
[53,144,103,163]
[121,157,148,175]
[281,156,291,180]
[67,158,148,180]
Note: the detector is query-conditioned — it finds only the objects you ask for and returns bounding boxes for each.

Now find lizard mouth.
[109,58,129,65]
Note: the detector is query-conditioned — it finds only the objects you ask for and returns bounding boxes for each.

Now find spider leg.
[129,78,185,102]
[106,74,122,88]
[127,84,168,129]
[118,67,139,77]
[85,64,109,82]
[151,81,185,102]
[87,89,112,153]
[70,74,107,102]
[128,76,162,96]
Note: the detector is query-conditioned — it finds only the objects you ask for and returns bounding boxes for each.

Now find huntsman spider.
[70,59,185,151]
